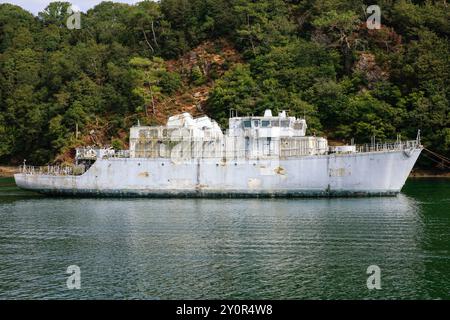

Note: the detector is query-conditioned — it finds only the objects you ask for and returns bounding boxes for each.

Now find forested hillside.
[0,0,449,168]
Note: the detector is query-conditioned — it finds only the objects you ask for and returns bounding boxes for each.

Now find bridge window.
[294,122,303,130]
[281,120,290,128]
[243,120,251,128]
[262,120,270,127]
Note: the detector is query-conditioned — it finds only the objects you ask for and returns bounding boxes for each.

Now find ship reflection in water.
[0,179,449,299]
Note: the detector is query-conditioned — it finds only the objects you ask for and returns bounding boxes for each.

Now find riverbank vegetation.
[0,0,448,169]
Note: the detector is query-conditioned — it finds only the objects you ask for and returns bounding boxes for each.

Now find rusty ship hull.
[14,148,422,197]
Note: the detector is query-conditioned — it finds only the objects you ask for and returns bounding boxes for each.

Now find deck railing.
[355,140,420,153]
[19,165,86,176]
[19,140,421,176]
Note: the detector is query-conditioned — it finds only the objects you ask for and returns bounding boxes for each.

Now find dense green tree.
[312,10,360,74]
[38,1,72,27]
[232,0,296,57]
[207,64,260,127]
[128,54,181,126]
[0,4,38,52]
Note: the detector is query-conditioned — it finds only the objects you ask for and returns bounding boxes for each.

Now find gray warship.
[14,109,422,197]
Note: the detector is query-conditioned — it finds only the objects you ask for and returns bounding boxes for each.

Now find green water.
[0,177,449,299]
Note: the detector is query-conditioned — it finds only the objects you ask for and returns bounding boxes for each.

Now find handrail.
[355,140,420,153]
[20,140,421,176]
[19,165,86,176]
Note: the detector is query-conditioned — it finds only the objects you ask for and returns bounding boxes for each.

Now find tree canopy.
[0,0,448,168]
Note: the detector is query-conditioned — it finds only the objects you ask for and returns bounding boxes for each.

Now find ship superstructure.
[126,110,328,161]
[14,110,422,197]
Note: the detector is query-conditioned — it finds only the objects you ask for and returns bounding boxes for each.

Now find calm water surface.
[0,178,449,299]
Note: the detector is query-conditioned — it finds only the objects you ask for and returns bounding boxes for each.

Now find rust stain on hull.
[138,171,150,177]
[274,166,286,175]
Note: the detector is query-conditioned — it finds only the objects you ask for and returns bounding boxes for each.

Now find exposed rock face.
[354,52,388,88]
[156,39,242,123]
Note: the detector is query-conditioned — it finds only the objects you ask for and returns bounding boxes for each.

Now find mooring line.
[423,147,450,163]
[421,152,450,169]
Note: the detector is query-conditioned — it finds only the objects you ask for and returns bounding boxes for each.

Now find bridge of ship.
[127,110,329,160]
